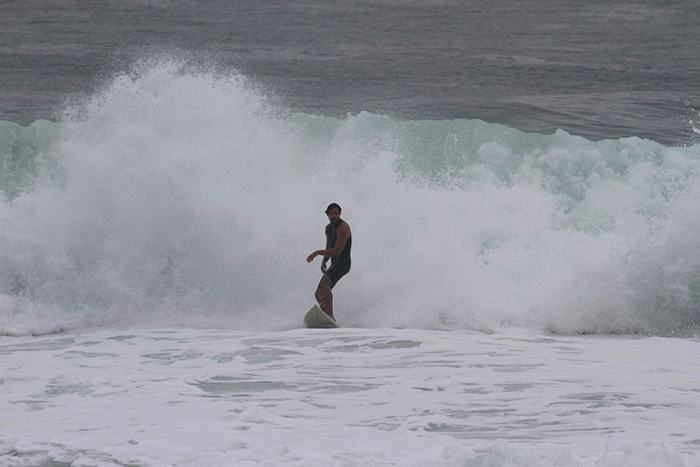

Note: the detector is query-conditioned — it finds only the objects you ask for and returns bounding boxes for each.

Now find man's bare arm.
[306,223,350,263]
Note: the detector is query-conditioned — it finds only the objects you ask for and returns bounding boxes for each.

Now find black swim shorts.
[325,260,351,289]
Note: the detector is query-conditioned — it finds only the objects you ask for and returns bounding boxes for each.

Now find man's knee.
[316,276,333,299]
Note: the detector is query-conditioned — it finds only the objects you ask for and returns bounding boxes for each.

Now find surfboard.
[304,304,340,329]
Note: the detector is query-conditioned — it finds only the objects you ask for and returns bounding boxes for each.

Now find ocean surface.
[2,0,700,144]
[2,1,700,466]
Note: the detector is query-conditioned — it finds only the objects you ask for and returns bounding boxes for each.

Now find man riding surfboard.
[306,203,352,320]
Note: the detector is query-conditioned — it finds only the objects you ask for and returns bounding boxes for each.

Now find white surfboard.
[304,304,340,329]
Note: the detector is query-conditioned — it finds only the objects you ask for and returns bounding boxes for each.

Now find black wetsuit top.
[326,220,352,263]
[325,220,352,287]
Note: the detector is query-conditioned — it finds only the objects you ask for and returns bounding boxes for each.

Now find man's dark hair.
[325,203,342,214]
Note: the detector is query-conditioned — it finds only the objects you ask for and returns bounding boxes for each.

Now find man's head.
[325,203,342,224]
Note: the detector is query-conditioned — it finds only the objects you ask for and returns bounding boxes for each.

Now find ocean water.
[3,0,700,144]
[1,328,699,466]
[2,1,700,466]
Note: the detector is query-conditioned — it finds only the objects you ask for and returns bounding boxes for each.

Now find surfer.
[306,203,352,320]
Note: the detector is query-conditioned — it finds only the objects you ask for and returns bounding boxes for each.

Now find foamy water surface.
[1,328,699,466]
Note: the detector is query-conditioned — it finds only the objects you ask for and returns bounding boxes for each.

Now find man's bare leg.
[315,275,334,320]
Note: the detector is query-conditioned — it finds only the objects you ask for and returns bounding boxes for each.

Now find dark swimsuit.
[324,220,352,289]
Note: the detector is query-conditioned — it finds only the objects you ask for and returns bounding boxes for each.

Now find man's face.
[327,208,341,224]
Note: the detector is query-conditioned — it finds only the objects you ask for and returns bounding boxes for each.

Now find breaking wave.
[2,58,700,336]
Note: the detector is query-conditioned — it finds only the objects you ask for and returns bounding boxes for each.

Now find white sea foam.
[0,328,698,466]
[1,58,700,336]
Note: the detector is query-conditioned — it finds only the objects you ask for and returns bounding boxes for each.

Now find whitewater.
[1,60,700,466]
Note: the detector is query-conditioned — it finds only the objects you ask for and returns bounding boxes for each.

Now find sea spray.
[2,59,700,336]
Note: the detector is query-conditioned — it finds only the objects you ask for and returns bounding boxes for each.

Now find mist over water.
[2,58,700,336]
